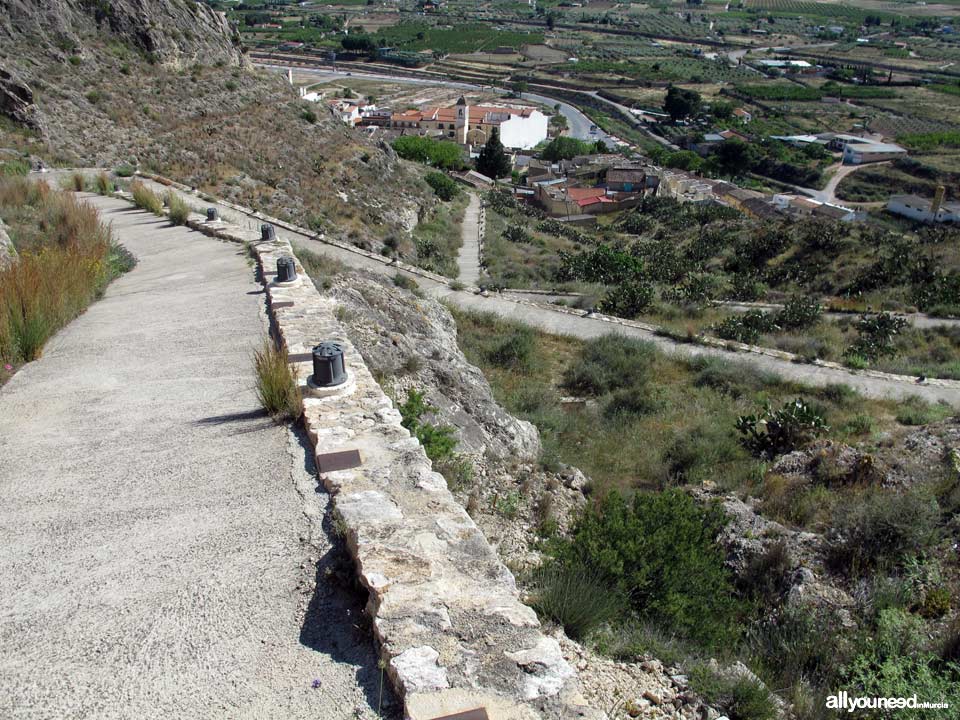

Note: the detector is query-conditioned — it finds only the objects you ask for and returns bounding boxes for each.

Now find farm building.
[842,141,907,164]
[755,59,816,73]
[887,188,960,224]
[606,167,647,192]
[390,97,548,150]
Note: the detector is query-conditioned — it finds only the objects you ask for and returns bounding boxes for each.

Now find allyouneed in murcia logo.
[826,691,951,713]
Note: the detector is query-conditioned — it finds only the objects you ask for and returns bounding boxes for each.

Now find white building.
[887,189,960,223]
[843,140,907,164]
[390,97,548,150]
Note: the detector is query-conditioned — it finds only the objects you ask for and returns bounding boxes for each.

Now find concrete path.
[0,195,392,719]
[457,191,482,285]
[133,178,960,406]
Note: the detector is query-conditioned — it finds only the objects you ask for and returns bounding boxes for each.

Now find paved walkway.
[135,178,960,406]
[0,195,390,719]
[457,191,482,285]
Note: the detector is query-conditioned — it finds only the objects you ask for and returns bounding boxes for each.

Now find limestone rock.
[390,646,449,695]
[0,67,42,132]
[329,272,541,463]
[0,218,18,270]
[506,637,576,701]
[0,0,242,68]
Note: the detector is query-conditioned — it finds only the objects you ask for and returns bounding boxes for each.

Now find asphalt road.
[0,195,392,719]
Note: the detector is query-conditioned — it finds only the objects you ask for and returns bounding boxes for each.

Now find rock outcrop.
[0,0,242,67]
[0,68,42,132]
[329,272,541,463]
[0,218,17,270]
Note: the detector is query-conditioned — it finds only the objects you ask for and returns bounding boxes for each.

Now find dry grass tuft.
[0,177,126,363]
[130,180,163,215]
[252,338,302,422]
[165,191,190,226]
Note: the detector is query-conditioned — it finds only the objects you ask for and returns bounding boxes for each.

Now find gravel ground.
[0,195,394,719]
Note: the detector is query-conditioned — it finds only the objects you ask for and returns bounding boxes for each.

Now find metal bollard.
[261,224,277,242]
[206,207,219,222]
[276,256,297,283]
[312,342,347,387]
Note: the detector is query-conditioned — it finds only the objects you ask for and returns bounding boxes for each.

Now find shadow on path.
[292,426,399,719]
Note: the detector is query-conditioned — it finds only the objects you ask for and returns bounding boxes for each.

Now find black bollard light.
[276,256,297,283]
[206,207,219,222]
[261,224,277,242]
[312,342,347,387]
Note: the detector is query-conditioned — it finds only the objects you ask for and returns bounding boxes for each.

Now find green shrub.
[562,334,656,396]
[392,135,465,170]
[746,605,844,691]
[300,108,318,124]
[691,356,778,398]
[689,664,777,720]
[552,489,741,648]
[130,181,163,215]
[895,396,952,426]
[114,163,135,178]
[0,159,30,177]
[252,338,302,422]
[527,562,628,640]
[503,223,533,244]
[918,587,951,619]
[821,383,856,406]
[662,422,745,485]
[843,609,960,708]
[398,389,457,462]
[603,385,661,418]
[165,192,190,226]
[487,326,535,370]
[736,398,828,458]
[845,312,908,361]
[599,279,654,318]
[776,295,822,330]
[424,171,459,201]
[826,488,940,575]
[392,272,418,290]
[714,310,775,344]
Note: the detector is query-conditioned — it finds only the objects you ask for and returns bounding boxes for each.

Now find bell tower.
[455,95,469,144]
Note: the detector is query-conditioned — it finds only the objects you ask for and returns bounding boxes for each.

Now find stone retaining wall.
[157,203,596,720]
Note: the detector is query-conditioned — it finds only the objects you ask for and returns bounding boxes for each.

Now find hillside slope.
[0,0,429,250]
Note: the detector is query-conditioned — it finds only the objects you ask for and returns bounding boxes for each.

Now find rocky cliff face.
[0,0,241,68]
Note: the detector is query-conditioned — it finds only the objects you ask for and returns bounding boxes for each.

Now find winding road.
[136,176,960,407]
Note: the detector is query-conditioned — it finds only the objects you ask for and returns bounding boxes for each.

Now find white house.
[887,189,960,223]
[390,97,548,150]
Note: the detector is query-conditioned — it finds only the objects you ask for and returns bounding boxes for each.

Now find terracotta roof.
[565,187,607,202]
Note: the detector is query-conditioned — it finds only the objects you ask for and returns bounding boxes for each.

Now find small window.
[448,131,454,137]
[438,123,444,130]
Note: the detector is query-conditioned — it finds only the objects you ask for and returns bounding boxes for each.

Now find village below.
[1,1,960,720]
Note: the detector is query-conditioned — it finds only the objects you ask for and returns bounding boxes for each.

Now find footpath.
[0,195,387,719]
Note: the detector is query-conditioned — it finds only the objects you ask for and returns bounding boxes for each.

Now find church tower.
[455,95,469,145]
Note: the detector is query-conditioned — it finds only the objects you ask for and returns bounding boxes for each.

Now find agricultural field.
[372,22,544,54]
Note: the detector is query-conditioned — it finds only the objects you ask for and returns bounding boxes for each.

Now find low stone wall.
[150,203,596,720]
